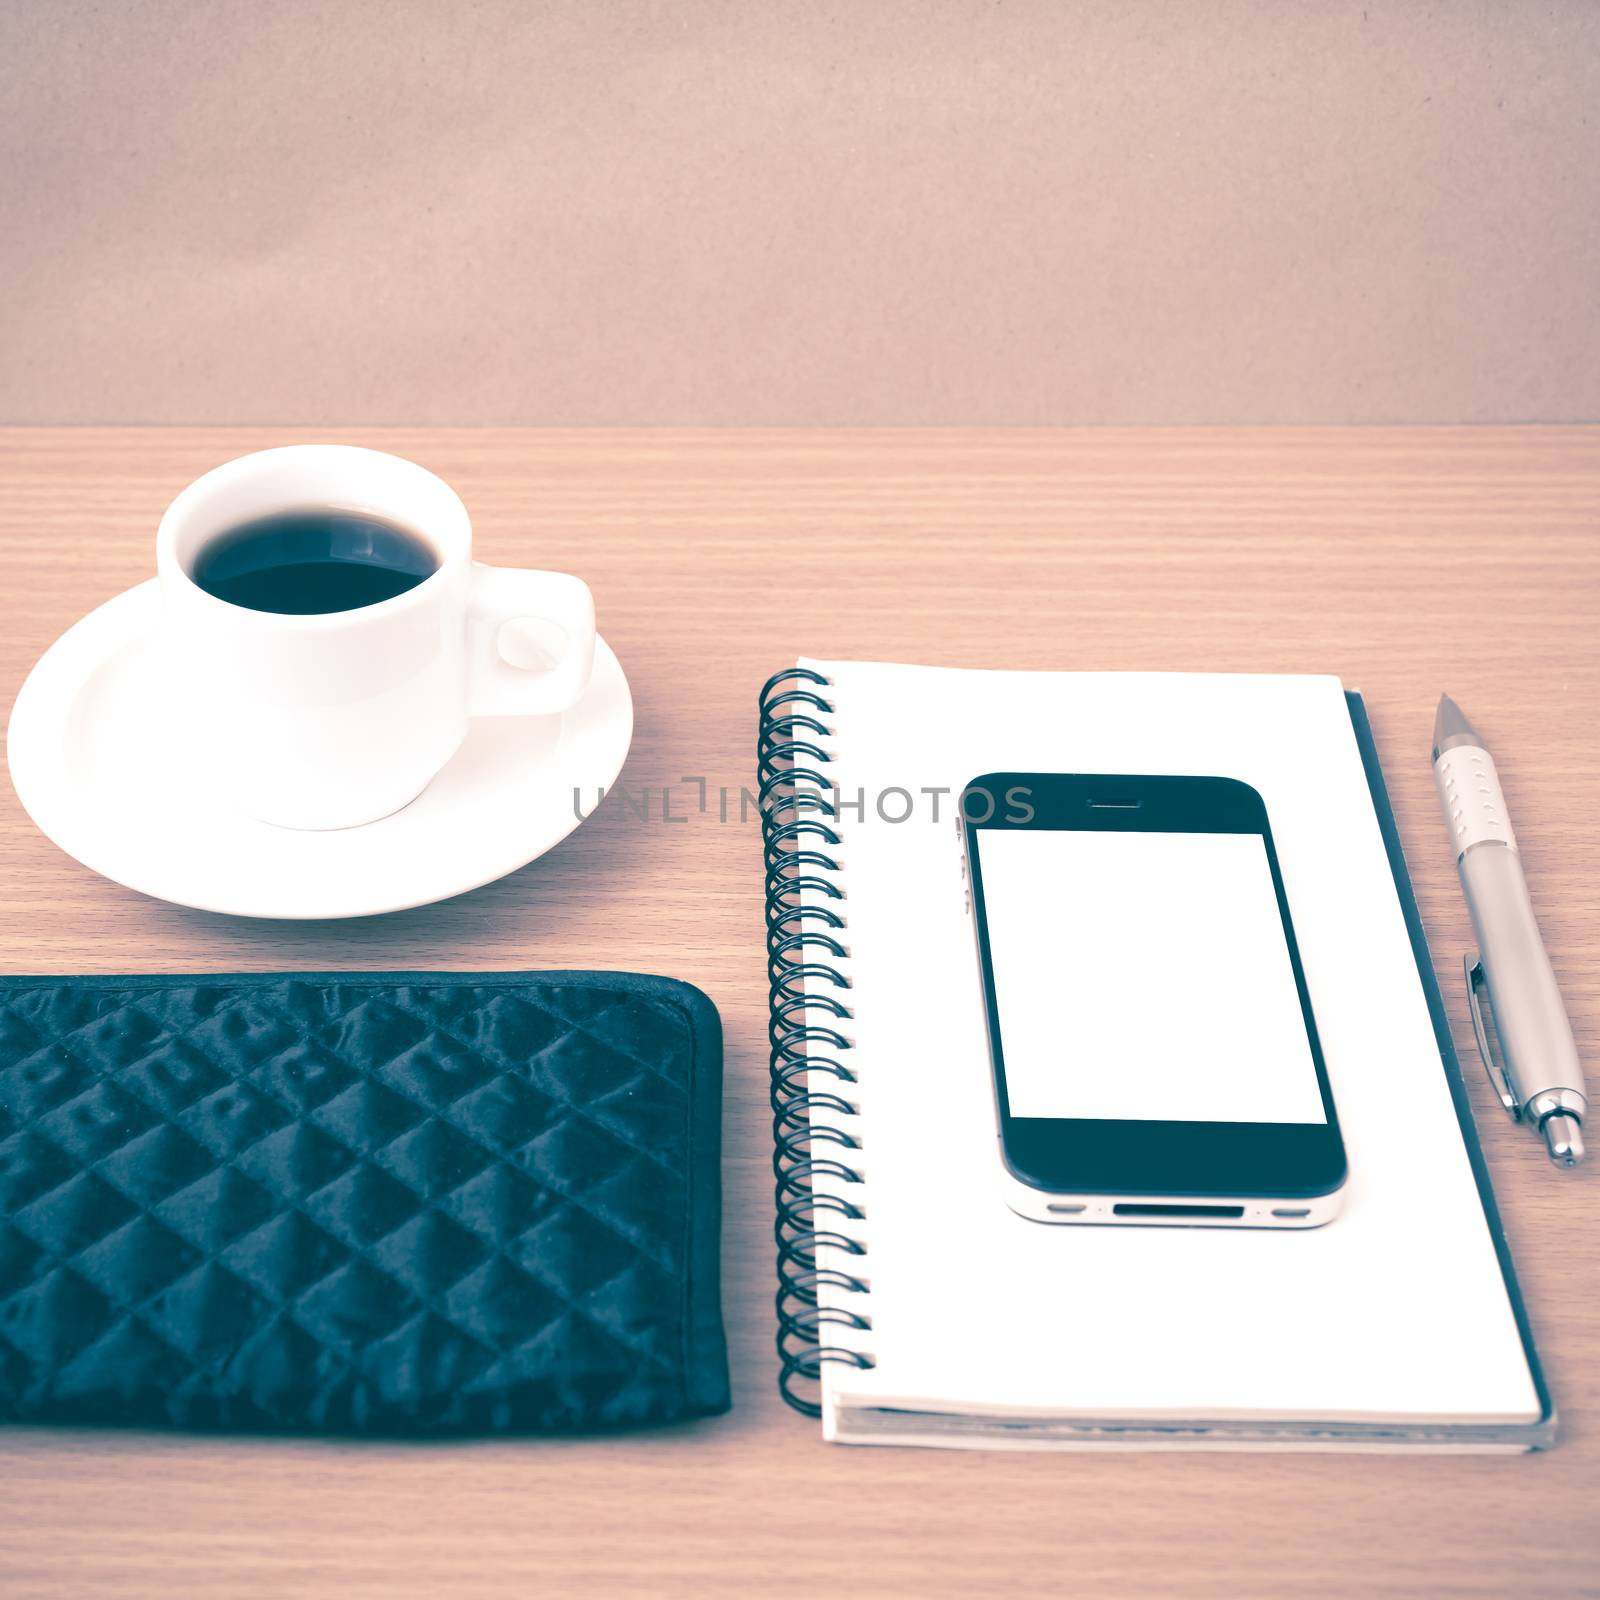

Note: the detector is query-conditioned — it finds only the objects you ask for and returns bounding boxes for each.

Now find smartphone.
[962,772,1347,1228]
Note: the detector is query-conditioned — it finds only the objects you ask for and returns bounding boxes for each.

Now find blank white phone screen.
[977,828,1327,1124]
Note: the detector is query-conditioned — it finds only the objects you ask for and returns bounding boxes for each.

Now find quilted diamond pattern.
[0,971,728,1435]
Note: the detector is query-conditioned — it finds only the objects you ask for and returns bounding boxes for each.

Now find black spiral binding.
[759,667,875,1417]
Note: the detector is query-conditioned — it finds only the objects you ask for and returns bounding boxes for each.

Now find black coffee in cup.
[193,510,438,615]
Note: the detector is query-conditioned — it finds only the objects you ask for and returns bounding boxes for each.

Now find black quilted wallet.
[0,970,729,1435]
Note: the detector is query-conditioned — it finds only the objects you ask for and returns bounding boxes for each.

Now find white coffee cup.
[156,445,596,831]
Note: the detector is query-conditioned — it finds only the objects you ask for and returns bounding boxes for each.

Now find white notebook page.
[802,663,1540,1430]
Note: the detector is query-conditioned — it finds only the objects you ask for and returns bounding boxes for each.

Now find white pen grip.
[1435,744,1517,856]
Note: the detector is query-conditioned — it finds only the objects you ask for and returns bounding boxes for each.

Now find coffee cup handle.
[466,565,597,717]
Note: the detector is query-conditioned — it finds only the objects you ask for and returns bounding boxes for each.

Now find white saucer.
[7,581,633,920]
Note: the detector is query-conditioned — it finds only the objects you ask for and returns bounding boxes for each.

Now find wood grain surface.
[0,428,1595,1599]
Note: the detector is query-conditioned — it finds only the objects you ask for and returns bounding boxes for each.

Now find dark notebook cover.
[1345,691,1554,1442]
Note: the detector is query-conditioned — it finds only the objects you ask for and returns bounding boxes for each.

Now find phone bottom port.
[1111,1203,1247,1218]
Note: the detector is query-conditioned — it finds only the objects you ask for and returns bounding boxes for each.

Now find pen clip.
[1464,953,1520,1120]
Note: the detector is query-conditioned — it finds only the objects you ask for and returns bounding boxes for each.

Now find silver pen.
[1433,695,1586,1166]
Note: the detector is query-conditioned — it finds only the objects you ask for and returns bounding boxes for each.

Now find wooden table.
[1,428,1596,1599]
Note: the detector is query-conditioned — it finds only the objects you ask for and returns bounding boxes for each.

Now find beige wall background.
[3,1,1598,425]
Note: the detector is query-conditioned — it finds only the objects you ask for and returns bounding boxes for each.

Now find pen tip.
[1432,694,1481,759]
[1542,1113,1585,1167]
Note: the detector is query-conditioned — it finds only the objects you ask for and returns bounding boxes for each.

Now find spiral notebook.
[759,662,1552,1451]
